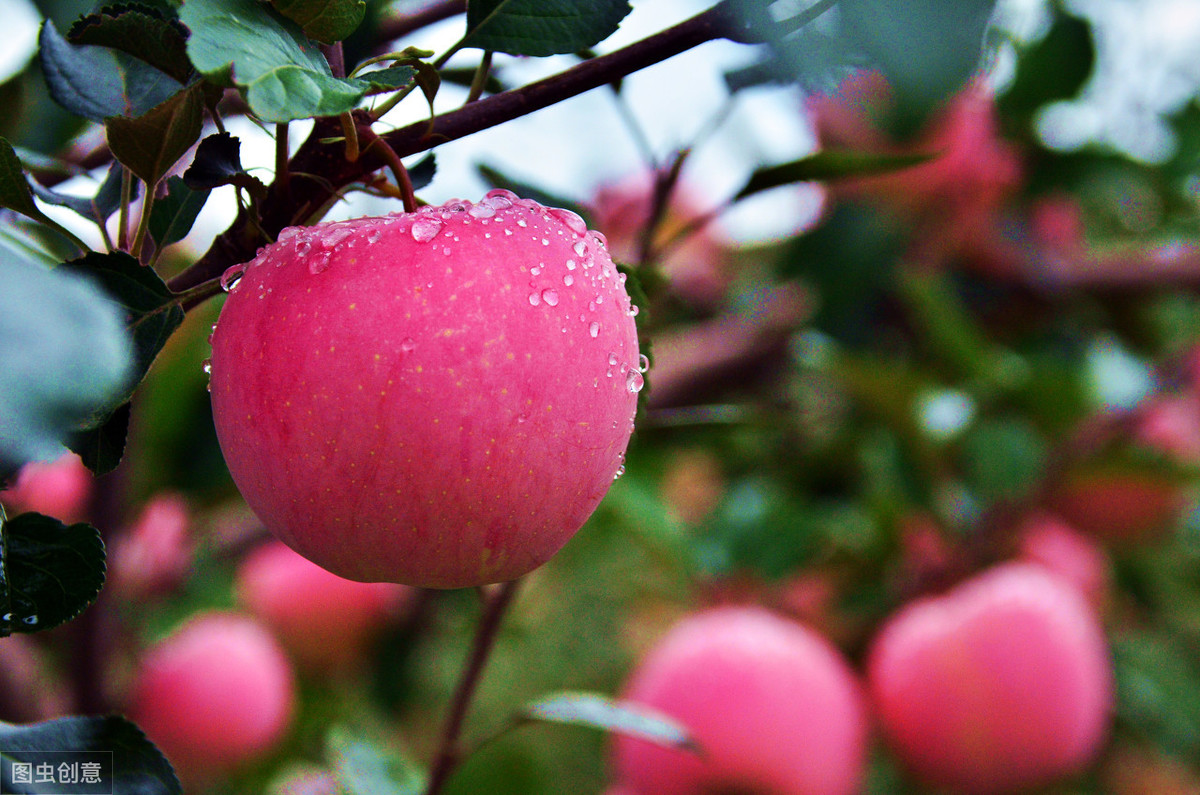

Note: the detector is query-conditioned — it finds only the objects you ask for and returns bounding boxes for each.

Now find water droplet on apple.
[484,189,517,209]
[626,370,645,393]
[549,208,588,236]
[566,259,577,271]
[638,354,650,372]
[563,273,574,286]
[516,413,528,424]
[469,203,496,219]
[613,465,625,480]
[531,264,542,276]
[628,304,640,317]
[590,231,608,249]
[573,241,587,257]
[366,229,382,244]
[202,358,212,375]
[400,337,416,353]
[309,252,331,274]
[517,218,528,228]
[528,292,541,307]
[608,352,618,366]
[589,321,600,338]
[220,266,244,292]
[411,217,443,243]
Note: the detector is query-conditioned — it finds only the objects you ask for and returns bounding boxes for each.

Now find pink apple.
[1135,392,1200,463]
[236,540,412,674]
[110,492,193,599]
[1016,512,1110,610]
[208,192,641,588]
[611,606,868,795]
[129,612,295,785]
[867,562,1112,794]
[0,452,92,523]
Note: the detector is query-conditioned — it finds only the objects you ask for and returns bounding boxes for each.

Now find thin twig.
[359,126,418,212]
[425,579,521,795]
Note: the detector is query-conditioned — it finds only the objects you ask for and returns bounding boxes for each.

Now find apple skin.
[611,606,868,795]
[1016,512,1110,610]
[129,612,295,785]
[867,562,1112,794]
[236,540,412,674]
[209,191,640,588]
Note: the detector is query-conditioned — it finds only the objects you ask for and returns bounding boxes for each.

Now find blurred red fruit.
[1047,469,1189,544]
[612,606,868,795]
[0,452,92,523]
[236,540,412,674]
[1017,512,1110,610]
[129,612,295,785]
[868,562,1112,794]
[110,493,193,599]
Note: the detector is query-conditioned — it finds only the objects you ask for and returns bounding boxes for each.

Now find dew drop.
[484,189,518,208]
[566,259,577,271]
[324,227,354,247]
[563,273,574,286]
[469,203,496,219]
[618,271,628,285]
[442,246,451,256]
[531,264,542,276]
[202,358,212,375]
[528,292,541,307]
[573,241,587,257]
[628,304,640,317]
[626,370,645,393]
[367,229,382,244]
[549,207,588,236]
[309,252,331,274]
[613,465,626,480]
[295,240,312,257]
[400,337,417,353]
[589,321,600,338]
[541,238,550,246]
[220,266,244,292]
[542,289,559,306]
[516,413,528,424]
[608,352,618,366]
[517,218,528,228]
[590,231,609,249]
[411,217,444,243]
[638,353,650,372]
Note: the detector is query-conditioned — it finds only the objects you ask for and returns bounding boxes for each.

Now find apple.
[236,540,412,674]
[0,451,92,523]
[208,191,641,588]
[110,492,193,599]
[867,562,1112,794]
[1016,512,1110,610]
[611,605,868,795]
[129,612,295,785]
[1046,469,1189,544]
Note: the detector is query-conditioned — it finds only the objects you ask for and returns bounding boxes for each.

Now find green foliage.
[735,150,934,200]
[149,176,211,249]
[326,726,426,795]
[105,84,205,187]
[518,692,698,752]
[269,0,366,45]
[0,512,105,636]
[67,3,195,84]
[461,0,632,57]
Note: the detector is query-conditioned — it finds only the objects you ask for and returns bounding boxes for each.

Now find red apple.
[208,191,641,588]
[110,492,193,599]
[0,451,92,523]
[129,612,295,785]
[612,606,868,795]
[1046,469,1188,544]
[867,562,1112,794]
[236,540,412,674]
[1016,512,1110,610]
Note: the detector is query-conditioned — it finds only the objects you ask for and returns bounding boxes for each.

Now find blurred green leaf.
[149,175,211,249]
[959,416,1048,502]
[68,401,131,476]
[735,150,933,200]
[519,692,698,752]
[461,0,632,56]
[997,10,1094,128]
[1113,630,1200,758]
[270,0,366,44]
[0,512,105,635]
[0,137,42,220]
[29,161,135,226]
[0,715,180,794]
[326,726,426,795]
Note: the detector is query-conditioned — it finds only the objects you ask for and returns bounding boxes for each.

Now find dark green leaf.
[28,161,136,225]
[461,0,632,56]
[0,258,133,468]
[181,0,376,122]
[520,692,698,752]
[0,513,105,635]
[68,3,194,84]
[406,153,435,191]
[736,150,933,199]
[68,401,131,476]
[960,417,1049,502]
[149,175,210,248]
[350,64,416,95]
[0,714,180,794]
[60,251,184,404]
[0,137,42,220]
[997,10,1094,126]
[39,20,185,122]
[105,83,204,187]
[270,0,366,44]
[1113,630,1200,758]
[181,133,265,198]
[326,726,425,795]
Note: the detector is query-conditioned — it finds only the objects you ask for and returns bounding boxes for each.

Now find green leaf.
[0,138,42,220]
[149,175,211,248]
[461,0,632,56]
[0,714,180,794]
[183,132,267,198]
[326,726,426,795]
[520,692,698,752]
[68,3,195,84]
[105,83,205,187]
[997,10,1094,126]
[959,417,1049,503]
[180,0,376,122]
[270,0,366,45]
[735,150,934,200]
[60,251,185,404]
[68,401,132,476]
[39,19,185,122]
[29,161,136,225]
[406,153,436,191]
[0,513,105,635]
[351,64,417,94]
[0,258,134,469]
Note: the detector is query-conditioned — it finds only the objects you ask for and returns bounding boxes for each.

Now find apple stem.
[424,579,521,795]
[360,125,419,213]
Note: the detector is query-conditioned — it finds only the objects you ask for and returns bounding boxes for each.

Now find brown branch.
[167,2,740,293]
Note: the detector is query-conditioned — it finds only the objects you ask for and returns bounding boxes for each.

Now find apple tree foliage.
[0,0,1199,792]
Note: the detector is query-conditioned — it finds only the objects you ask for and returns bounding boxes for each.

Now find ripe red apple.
[110,492,193,599]
[129,612,295,785]
[208,191,641,588]
[0,451,92,523]
[611,606,868,795]
[1046,469,1188,544]
[867,562,1112,794]
[236,540,412,674]
[1016,512,1110,610]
